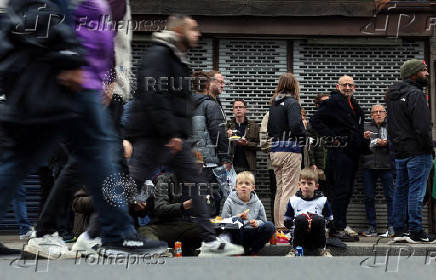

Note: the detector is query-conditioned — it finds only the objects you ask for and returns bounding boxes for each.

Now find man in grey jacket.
[362,104,394,237]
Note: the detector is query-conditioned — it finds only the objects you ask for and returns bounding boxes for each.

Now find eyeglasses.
[339,83,355,88]
[371,110,386,114]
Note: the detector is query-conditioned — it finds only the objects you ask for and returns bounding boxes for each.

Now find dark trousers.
[362,169,394,228]
[139,221,202,256]
[130,138,216,243]
[292,215,326,249]
[325,150,358,231]
[36,156,80,237]
[0,91,136,244]
[228,221,275,254]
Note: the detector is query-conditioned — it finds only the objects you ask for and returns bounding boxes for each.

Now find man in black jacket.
[387,59,434,243]
[125,15,243,256]
[310,75,367,241]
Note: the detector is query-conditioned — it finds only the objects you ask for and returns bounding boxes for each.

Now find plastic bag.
[212,165,237,200]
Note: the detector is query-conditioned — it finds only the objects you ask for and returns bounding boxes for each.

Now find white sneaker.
[24,232,78,259]
[19,229,36,240]
[344,226,358,237]
[198,239,244,257]
[71,232,102,257]
[285,249,297,257]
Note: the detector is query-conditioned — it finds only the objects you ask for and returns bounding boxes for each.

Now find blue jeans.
[392,154,433,233]
[362,169,394,228]
[12,185,32,235]
[0,91,136,243]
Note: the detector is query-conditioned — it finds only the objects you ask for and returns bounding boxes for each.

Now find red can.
[270,230,277,245]
[174,241,182,257]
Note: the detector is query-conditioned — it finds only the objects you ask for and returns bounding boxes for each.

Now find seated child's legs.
[293,215,326,250]
[242,221,275,254]
[292,215,309,248]
[307,215,326,249]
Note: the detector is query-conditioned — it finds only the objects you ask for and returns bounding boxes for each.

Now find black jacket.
[362,120,394,170]
[386,80,433,159]
[310,90,368,157]
[267,94,306,141]
[0,0,87,124]
[191,92,231,165]
[125,40,193,141]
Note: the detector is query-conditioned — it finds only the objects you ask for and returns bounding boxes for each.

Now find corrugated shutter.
[219,39,288,220]
[293,39,429,232]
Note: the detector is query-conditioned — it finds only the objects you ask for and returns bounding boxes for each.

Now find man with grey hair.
[386,59,434,243]
[310,75,367,242]
[361,104,394,237]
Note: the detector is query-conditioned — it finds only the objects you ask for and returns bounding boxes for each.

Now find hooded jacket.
[267,94,306,153]
[191,92,231,166]
[386,80,432,159]
[221,191,267,228]
[125,30,193,141]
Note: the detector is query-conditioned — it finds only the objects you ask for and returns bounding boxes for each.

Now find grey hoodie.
[221,191,267,228]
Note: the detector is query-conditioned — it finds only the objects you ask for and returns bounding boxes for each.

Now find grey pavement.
[0,256,435,280]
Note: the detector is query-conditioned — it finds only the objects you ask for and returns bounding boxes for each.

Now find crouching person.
[139,170,203,256]
[221,171,275,255]
[284,168,333,257]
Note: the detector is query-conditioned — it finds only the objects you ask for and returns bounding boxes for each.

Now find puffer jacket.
[386,79,433,159]
[191,92,231,166]
[125,30,193,141]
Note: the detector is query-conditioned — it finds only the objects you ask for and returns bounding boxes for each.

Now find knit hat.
[400,59,427,80]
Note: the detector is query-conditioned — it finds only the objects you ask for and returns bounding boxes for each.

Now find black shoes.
[330,230,359,242]
[99,235,168,257]
[406,230,436,244]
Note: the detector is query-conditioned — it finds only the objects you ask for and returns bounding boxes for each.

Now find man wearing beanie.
[386,59,434,243]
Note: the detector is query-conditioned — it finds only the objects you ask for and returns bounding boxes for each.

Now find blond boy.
[221,171,275,255]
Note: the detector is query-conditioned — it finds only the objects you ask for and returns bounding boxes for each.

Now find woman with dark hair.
[267,73,306,232]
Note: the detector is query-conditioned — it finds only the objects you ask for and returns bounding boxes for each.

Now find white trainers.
[24,232,78,259]
[198,238,244,257]
[19,229,36,240]
[344,226,358,237]
[71,231,102,257]
[319,248,333,257]
[285,249,297,257]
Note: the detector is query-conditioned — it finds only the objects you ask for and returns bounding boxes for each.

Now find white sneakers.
[19,229,36,240]
[71,231,102,257]
[198,238,244,257]
[24,232,78,259]
[344,226,358,237]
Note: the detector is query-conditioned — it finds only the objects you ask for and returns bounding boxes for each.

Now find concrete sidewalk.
[1,235,436,257]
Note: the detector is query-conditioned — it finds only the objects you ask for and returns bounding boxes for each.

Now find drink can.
[296,246,304,256]
[174,241,182,257]
[269,230,277,245]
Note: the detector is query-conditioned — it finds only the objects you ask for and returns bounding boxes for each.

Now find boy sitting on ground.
[284,168,333,257]
[221,171,275,255]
